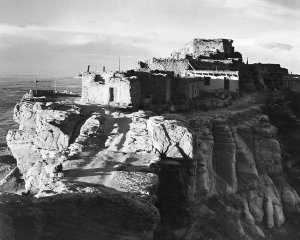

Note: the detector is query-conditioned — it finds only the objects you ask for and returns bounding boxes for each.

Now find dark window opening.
[204,77,210,86]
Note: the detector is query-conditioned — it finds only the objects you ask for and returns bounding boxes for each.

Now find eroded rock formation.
[2,93,300,240]
[7,101,81,173]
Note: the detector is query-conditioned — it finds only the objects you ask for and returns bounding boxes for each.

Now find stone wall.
[189,59,239,71]
[171,76,239,102]
[288,79,300,93]
[239,64,288,91]
[172,39,236,60]
[283,74,300,92]
[125,71,171,105]
[82,73,133,107]
[143,57,240,75]
[145,58,189,75]
[171,78,188,103]
[201,78,239,93]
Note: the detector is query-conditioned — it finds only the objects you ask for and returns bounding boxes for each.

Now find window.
[204,77,210,86]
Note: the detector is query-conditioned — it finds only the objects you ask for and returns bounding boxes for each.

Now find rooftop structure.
[171,38,242,60]
[139,38,242,76]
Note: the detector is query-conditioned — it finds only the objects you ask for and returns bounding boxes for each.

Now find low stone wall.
[146,58,189,75]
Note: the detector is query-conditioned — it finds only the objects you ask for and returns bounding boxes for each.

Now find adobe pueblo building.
[81,71,172,107]
[80,38,288,108]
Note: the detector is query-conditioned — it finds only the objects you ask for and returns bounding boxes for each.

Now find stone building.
[171,38,242,60]
[81,38,243,107]
[81,71,171,107]
[80,38,289,107]
[81,69,239,107]
[136,38,242,97]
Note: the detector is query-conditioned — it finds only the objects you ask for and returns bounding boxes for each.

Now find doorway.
[224,77,230,90]
[109,87,114,102]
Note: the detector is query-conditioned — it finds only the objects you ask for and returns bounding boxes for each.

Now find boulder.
[147,115,194,159]
[106,171,159,196]
[68,114,103,157]
[122,111,153,153]
[6,130,43,173]
[7,101,81,175]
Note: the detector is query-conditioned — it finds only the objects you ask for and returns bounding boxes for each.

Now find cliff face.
[7,101,81,173]
[3,94,300,239]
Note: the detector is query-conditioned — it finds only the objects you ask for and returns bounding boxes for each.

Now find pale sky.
[0,0,299,76]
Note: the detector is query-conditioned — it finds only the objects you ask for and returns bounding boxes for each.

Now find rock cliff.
[2,92,300,240]
[0,183,160,240]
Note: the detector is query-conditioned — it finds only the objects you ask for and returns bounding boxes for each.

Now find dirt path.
[63,112,133,185]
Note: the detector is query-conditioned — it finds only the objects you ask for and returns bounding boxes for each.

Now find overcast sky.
[0,0,299,76]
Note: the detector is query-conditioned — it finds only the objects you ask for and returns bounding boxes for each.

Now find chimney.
[87,65,90,73]
[103,66,106,72]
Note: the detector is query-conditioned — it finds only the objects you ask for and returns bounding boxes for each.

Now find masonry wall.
[192,39,227,58]
[146,58,189,75]
[200,78,239,92]
[127,71,171,105]
[186,78,203,100]
[81,74,94,103]
[239,64,288,91]
[145,57,240,76]
[173,39,235,60]
[171,78,188,104]
[129,79,141,107]
[172,75,239,102]
[189,59,239,71]
[223,40,235,58]
[287,78,300,93]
